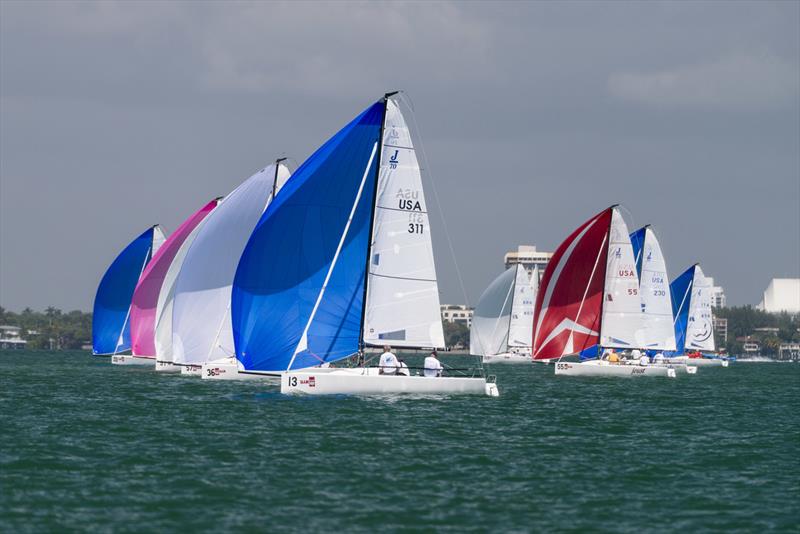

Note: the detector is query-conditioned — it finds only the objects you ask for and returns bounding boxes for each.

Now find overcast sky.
[1,0,798,312]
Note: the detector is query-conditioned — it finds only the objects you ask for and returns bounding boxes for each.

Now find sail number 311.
[408,223,424,234]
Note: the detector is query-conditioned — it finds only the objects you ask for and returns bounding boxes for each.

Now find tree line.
[1,305,796,354]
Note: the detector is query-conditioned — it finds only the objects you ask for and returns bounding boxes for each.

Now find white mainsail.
[599,208,642,349]
[685,265,715,352]
[507,265,536,348]
[172,163,291,365]
[153,219,209,362]
[362,99,445,349]
[634,227,677,351]
[470,267,516,356]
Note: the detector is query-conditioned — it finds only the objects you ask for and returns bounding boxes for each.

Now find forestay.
[470,267,516,356]
[129,199,219,357]
[630,226,676,351]
[172,163,290,365]
[92,225,165,355]
[599,208,642,349]
[233,102,383,372]
[362,99,445,349]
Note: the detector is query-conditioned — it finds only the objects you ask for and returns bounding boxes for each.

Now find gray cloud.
[609,52,800,110]
[1,0,798,313]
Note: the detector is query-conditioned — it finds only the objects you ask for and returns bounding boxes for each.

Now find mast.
[593,205,617,355]
[272,157,287,200]
[504,264,520,353]
[357,91,397,355]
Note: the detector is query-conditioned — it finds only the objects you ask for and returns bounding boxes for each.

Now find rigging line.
[403,98,470,309]
[375,205,429,214]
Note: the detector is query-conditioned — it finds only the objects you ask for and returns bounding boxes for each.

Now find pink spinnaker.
[129,198,219,357]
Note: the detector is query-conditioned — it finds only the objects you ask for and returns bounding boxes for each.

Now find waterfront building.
[742,340,761,356]
[778,343,800,362]
[757,278,800,314]
[0,326,27,350]
[440,305,474,328]
[705,277,726,308]
[504,245,552,284]
[713,316,728,344]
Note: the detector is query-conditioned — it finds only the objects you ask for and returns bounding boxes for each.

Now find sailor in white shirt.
[423,351,443,377]
[378,345,400,375]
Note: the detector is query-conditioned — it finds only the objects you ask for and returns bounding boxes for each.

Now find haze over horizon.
[1,1,798,312]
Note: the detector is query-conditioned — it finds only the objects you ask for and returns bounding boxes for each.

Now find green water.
[1,351,798,532]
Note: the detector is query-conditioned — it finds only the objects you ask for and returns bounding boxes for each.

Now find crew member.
[424,351,443,377]
[379,345,399,375]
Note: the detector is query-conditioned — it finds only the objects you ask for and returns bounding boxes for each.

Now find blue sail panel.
[669,265,696,355]
[629,227,646,279]
[92,227,155,354]
[232,102,383,372]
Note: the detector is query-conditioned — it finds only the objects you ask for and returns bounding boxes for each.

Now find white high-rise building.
[705,277,727,308]
[757,278,800,314]
[504,245,552,285]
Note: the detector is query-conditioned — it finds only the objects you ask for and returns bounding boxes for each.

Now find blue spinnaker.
[629,226,647,279]
[669,265,696,355]
[92,227,156,354]
[232,101,383,371]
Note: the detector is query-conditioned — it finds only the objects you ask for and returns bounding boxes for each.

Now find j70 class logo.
[389,149,399,169]
[614,247,622,259]
[388,128,399,141]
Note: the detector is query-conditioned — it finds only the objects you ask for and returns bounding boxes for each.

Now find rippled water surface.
[1,351,798,532]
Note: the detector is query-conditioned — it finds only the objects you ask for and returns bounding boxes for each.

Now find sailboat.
[532,206,677,377]
[170,160,291,378]
[128,199,221,367]
[667,264,728,367]
[153,219,211,372]
[92,225,166,364]
[232,93,497,396]
[471,264,537,364]
[629,226,696,374]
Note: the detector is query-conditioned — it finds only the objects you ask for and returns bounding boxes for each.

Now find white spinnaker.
[470,267,516,356]
[507,265,536,349]
[635,228,677,351]
[600,208,642,349]
[362,98,445,348]
[172,163,291,365]
[685,265,715,352]
[153,219,209,362]
[152,225,167,256]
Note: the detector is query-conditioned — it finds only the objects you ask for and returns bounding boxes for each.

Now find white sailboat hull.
[483,352,531,364]
[555,360,677,378]
[154,360,181,373]
[667,356,728,368]
[111,354,155,366]
[200,358,278,382]
[179,364,203,376]
[281,368,496,396]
